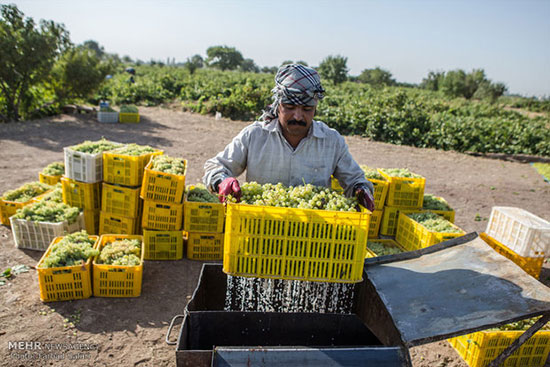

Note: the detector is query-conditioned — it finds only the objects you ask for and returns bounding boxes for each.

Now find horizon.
[8,0,550,98]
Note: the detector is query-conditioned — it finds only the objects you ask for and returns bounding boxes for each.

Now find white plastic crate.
[97,111,118,123]
[10,212,85,251]
[64,141,121,183]
[486,206,550,258]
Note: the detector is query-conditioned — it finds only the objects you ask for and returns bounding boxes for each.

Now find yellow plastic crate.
[448,329,550,367]
[61,176,101,210]
[481,232,544,279]
[119,112,140,123]
[103,148,162,186]
[140,159,187,204]
[395,212,465,252]
[142,200,183,231]
[99,212,138,235]
[365,238,404,258]
[39,173,62,185]
[379,206,419,236]
[93,234,144,297]
[143,229,183,260]
[36,235,98,302]
[183,191,225,233]
[102,183,141,218]
[83,209,100,235]
[378,170,425,208]
[0,188,52,226]
[368,209,383,238]
[330,176,388,210]
[223,203,371,283]
[186,231,224,260]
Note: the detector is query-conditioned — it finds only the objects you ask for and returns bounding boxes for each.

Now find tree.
[318,55,349,85]
[261,66,278,74]
[50,46,114,105]
[81,40,104,59]
[0,4,69,121]
[472,81,507,103]
[420,71,444,91]
[239,58,259,73]
[205,45,243,71]
[358,67,396,87]
[439,69,468,98]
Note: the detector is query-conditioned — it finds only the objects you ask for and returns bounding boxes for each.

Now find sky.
[8,0,550,97]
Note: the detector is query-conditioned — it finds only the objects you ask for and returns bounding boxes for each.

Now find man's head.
[261,63,325,126]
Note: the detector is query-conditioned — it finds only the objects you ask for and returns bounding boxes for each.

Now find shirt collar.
[263,119,326,139]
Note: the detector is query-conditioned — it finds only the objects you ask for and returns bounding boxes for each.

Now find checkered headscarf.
[261,64,325,122]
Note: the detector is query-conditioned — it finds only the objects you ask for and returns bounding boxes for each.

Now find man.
[203,63,375,211]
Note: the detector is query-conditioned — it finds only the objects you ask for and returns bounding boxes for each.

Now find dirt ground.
[0,106,549,367]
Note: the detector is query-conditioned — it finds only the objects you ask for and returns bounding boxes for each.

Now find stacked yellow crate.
[61,177,102,235]
[100,144,163,236]
[183,185,225,261]
[378,168,426,238]
[140,157,186,260]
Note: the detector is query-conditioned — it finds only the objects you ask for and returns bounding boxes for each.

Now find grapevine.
[2,182,52,202]
[39,230,98,268]
[69,138,122,154]
[407,212,460,233]
[97,239,141,266]
[187,184,218,203]
[41,162,64,176]
[228,182,359,212]
[150,155,186,175]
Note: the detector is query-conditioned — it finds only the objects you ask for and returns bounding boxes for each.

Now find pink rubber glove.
[356,187,375,212]
[218,177,241,203]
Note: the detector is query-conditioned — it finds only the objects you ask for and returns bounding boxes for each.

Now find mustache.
[287,119,307,126]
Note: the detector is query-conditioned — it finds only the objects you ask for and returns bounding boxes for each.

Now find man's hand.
[218,177,241,203]
[355,186,375,212]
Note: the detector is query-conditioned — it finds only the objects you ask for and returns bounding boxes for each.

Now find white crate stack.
[486,206,550,258]
[10,212,85,251]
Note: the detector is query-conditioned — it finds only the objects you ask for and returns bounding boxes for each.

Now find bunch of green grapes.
[489,316,550,331]
[228,182,359,212]
[367,241,403,256]
[40,183,63,203]
[120,105,139,113]
[407,212,460,233]
[360,165,384,180]
[40,230,99,268]
[422,194,452,211]
[41,162,64,176]
[70,138,122,154]
[13,201,80,224]
[2,182,52,202]
[187,185,218,203]
[99,106,116,112]
[112,143,157,157]
[150,155,186,175]
[379,168,423,178]
[97,239,141,266]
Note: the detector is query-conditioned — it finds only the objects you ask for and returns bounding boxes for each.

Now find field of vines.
[92,66,549,157]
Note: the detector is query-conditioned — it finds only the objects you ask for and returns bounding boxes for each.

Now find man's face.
[278,103,316,138]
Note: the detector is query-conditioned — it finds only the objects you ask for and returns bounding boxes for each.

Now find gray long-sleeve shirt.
[203,119,372,197]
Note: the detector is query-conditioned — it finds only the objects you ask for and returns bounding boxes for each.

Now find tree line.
[0,4,520,122]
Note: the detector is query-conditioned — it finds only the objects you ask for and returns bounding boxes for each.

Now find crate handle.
[114,189,124,194]
[165,314,185,345]
[113,157,124,161]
